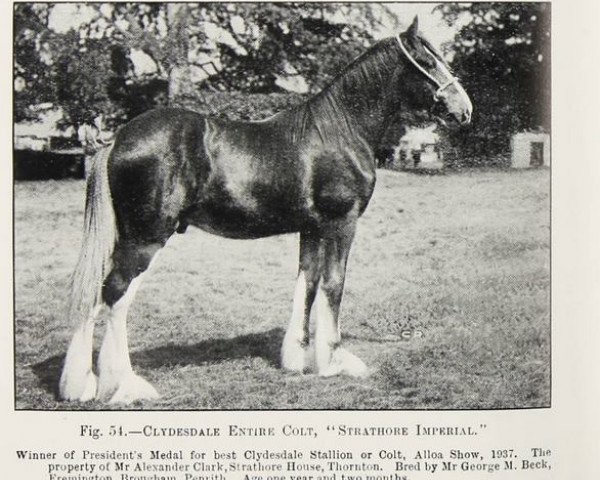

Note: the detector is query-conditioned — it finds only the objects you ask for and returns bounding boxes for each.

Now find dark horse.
[60,17,472,403]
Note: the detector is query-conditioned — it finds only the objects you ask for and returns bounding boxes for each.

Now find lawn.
[14,167,550,410]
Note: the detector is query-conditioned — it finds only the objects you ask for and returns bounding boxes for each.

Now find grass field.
[14,168,550,410]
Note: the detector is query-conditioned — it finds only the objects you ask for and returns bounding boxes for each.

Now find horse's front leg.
[315,220,369,377]
[281,232,320,372]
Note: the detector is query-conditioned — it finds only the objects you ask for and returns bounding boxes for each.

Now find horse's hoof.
[59,370,98,402]
[281,339,309,373]
[100,373,159,404]
[319,348,370,378]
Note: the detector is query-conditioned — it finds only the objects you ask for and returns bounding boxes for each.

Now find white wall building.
[511,132,550,168]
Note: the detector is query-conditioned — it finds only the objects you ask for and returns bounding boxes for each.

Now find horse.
[59,16,472,404]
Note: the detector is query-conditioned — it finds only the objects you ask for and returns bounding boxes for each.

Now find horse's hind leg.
[281,232,320,372]
[96,241,164,403]
[315,220,369,378]
[59,305,102,401]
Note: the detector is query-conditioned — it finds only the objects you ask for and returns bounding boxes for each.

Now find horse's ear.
[406,15,419,38]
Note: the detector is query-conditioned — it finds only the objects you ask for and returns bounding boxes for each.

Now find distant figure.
[376,147,395,168]
[77,116,112,152]
[77,116,113,175]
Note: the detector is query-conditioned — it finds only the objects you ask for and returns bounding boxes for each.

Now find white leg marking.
[97,272,159,403]
[315,287,369,378]
[315,286,339,373]
[282,272,310,372]
[323,348,370,378]
[59,305,101,401]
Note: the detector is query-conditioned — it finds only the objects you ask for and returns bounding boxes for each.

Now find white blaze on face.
[456,81,473,115]
[427,49,473,115]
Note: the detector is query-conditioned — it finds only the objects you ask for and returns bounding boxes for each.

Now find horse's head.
[396,16,472,127]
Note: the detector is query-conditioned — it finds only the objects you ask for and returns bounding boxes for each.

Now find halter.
[396,34,457,100]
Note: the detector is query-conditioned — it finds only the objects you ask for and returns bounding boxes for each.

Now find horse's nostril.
[462,111,471,124]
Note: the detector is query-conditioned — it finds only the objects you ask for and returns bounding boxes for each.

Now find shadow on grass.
[30,355,65,400]
[132,328,284,369]
[31,328,285,398]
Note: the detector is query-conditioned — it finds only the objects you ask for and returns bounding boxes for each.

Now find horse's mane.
[284,37,401,145]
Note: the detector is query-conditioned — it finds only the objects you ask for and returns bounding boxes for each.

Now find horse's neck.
[307,71,398,150]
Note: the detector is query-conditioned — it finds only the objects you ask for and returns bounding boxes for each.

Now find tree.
[437,3,551,164]
[105,3,396,95]
[197,3,397,93]
[13,4,54,121]
[53,32,127,127]
[165,4,192,100]
[14,3,395,129]
[14,3,129,128]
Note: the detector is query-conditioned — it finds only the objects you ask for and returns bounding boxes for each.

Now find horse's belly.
[182,152,311,238]
[184,198,306,239]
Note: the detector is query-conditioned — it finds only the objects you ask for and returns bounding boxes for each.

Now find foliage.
[437,3,551,164]
[52,33,126,127]
[175,91,306,121]
[195,3,394,93]
[13,4,54,122]
[13,3,393,127]
[14,4,126,127]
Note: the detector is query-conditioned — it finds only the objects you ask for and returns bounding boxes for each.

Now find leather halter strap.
[396,34,457,99]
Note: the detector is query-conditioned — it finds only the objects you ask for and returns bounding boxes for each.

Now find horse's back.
[111,108,206,164]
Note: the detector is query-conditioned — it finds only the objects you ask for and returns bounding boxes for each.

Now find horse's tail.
[68,143,117,323]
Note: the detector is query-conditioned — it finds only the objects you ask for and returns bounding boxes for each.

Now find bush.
[174,91,307,121]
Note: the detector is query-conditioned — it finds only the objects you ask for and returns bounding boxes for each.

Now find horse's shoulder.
[309,148,376,219]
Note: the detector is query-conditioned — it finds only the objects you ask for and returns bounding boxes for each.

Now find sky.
[47,3,97,33]
[384,3,463,48]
